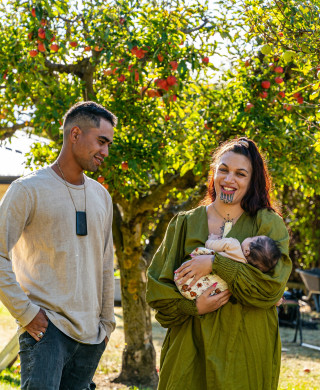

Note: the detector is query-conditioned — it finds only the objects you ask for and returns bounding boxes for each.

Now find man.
[0,101,117,389]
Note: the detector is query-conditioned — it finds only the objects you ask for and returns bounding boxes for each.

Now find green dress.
[146,206,292,390]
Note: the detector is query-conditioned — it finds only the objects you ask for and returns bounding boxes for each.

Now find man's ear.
[70,126,81,143]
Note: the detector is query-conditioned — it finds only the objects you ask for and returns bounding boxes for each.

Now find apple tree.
[0,0,237,385]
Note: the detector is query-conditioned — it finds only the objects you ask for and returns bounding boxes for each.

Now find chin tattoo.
[220,192,234,203]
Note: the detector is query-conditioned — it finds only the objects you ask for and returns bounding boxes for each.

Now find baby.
[175,234,282,300]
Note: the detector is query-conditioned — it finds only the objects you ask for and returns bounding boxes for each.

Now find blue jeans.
[19,320,106,390]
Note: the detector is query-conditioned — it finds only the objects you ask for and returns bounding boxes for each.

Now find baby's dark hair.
[247,236,282,273]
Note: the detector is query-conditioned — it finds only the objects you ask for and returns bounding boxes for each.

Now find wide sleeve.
[146,213,200,328]
[100,192,116,340]
[0,182,40,326]
[212,209,292,309]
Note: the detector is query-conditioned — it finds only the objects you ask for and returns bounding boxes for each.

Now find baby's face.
[241,235,268,256]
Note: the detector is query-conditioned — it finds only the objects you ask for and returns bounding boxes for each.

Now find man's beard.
[77,156,99,173]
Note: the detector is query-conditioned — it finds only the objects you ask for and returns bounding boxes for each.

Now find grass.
[0,303,319,389]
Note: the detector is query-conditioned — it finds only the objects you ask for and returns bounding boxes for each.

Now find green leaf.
[180,161,195,176]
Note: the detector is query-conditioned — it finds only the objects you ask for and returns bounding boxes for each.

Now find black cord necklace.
[56,161,88,236]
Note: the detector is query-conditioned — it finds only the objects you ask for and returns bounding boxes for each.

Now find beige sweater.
[0,167,115,344]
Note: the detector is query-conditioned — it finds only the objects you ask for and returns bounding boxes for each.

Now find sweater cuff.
[101,320,116,341]
[17,303,41,328]
[177,299,199,316]
[212,254,240,286]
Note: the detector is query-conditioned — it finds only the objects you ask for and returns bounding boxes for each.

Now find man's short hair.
[63,101,118,136]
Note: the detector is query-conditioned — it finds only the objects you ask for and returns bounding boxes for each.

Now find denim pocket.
[19,320,50,352]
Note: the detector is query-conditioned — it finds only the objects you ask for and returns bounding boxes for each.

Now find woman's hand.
[196,288,232,315]
[174,255,214,288]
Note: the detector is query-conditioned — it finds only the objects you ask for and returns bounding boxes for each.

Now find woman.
[146,137,292,390]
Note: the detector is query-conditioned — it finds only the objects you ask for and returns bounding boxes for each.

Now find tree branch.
[131,168,205,217]
[44,57,94,78]
[181,19,209,34]
[0,123,28,140]
[44,57,97,100]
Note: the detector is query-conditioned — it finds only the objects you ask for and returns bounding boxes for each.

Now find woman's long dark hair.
[202,137,279,216]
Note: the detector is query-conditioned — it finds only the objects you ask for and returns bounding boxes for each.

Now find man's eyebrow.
[98,136,112,144]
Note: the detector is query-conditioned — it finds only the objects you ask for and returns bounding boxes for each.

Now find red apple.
[118,75,125,82]
[70,41,78,48]
[202,57,209,64]
[119,17,125,25]
[244,60,250,67]
[28,32,33,41]
[284,104,292,111]
[297,96,303,104]
[38,28,46,39]
[147,89,159,98]
[97,176,105,183]
[157,54,164,62]
[38,42,46,52]
[261,80,271,89]
[278,91,285,98]
[31,8,36,17]
[103,183,109,190]
[244,102,254,112]
[40,19,47,26]
[167,75,177,86]
[274,66,283,73]
[164,115,171,121]
[156,79,169,91]
[259,91,268,98]
[278,32,284,37]
[84,46,91,52]
[94,46,103,52]
[275,77,284,84]
[29,50,38,57]
[131,46,146,59]
[170,61,178,70]
[50,36,56,43]
[134,71,139,82]
[121,162,129,170]
[169,94,177,102]
[50,44,59,52]
[293,92,301,98]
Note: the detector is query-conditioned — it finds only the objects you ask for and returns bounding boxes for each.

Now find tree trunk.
[113,219,158,388]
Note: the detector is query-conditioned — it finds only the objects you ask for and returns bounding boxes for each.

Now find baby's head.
[241,235,282,273]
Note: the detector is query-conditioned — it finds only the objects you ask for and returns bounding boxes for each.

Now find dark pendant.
[76,211,87,236]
